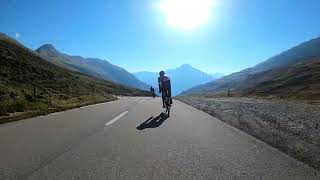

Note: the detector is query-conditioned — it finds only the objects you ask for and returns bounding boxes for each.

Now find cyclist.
[158,71,172,108]
[150,86,155,98]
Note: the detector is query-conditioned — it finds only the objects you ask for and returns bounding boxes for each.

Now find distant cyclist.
[150,86,155,98]
[158,71,172,108]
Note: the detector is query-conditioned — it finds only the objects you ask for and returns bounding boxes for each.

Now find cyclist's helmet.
[159,71,165,76]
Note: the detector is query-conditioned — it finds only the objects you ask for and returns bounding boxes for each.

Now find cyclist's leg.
[165,90,171,105]
[168,88,173,104]
[161,92,165,108]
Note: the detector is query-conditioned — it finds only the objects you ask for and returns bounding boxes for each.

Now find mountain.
[134,64,221,95]
[36,44,150,90]
[183,37,320,100]
[0,33,148,119]
[210,73,224,79]
[246,57,320,99]
[134,71,159,89]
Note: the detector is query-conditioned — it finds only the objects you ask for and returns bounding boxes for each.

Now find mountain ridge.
[36,44,150,90]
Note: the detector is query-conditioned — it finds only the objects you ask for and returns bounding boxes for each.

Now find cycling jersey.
[158,75,171,92]
[158,75,172,107]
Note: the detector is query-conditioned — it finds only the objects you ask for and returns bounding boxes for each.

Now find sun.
[159,0,215,31]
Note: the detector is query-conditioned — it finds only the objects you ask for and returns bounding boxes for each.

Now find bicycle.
[163,91,171,117]
[151,91,155,98]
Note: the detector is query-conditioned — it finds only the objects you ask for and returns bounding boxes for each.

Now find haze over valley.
[134,64,223,95]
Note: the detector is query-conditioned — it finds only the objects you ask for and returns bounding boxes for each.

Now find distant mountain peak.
[178,64,193,69]
[37,44,56,51]
[36,44,60,57]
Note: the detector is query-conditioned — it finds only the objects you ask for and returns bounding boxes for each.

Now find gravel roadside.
[175,96,320,170]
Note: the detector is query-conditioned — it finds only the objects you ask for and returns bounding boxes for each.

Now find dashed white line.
[138,100,145,104]
[105,111,129,126]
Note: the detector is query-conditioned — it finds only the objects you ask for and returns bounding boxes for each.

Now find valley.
[135,64,223,96]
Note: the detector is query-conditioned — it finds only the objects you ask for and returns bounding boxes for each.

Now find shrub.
[12,99,27,112]
[59,94,69,100]
[6,103,15,113]
[0,103,8,116]
[10,91,17,99]
[25,94,34,102]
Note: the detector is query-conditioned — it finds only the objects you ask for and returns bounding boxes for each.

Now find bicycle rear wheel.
[167,104,170,117]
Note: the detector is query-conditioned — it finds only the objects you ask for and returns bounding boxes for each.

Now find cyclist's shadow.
[136,113,169,130]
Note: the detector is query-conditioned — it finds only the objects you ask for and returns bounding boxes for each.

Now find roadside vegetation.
[0,83,116,123]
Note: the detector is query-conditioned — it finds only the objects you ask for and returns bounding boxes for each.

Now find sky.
[1,0,320,75]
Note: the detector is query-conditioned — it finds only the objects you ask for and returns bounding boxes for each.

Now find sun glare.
[159,0,215,31]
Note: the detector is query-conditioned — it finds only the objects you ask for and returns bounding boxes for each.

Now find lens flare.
[159,0,215,31]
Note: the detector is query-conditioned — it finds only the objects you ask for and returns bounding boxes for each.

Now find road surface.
[0,97,319,179]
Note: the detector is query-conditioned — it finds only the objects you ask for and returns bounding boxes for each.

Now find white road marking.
[138,100,145,104]
[80,101,117,109]
[105,111,129,126]
[49,112,63,116]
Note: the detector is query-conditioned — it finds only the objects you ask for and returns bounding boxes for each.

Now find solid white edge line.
[138,100,145,104]
[105,111,129,126]
[48,112,63,116]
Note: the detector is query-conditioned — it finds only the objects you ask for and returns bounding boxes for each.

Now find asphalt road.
[0,97,319,179]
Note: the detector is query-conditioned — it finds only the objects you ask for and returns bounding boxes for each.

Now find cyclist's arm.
[158,77,162,93]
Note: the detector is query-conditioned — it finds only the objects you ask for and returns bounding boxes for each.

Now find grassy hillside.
[0,33,148,123]
[183,37,320,100]
[246,57,320,100]
[36,44,150,90]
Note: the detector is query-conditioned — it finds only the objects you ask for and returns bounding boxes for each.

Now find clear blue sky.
[1,0,320,74]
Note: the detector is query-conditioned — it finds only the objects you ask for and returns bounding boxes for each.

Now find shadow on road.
[136,113,169,130]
